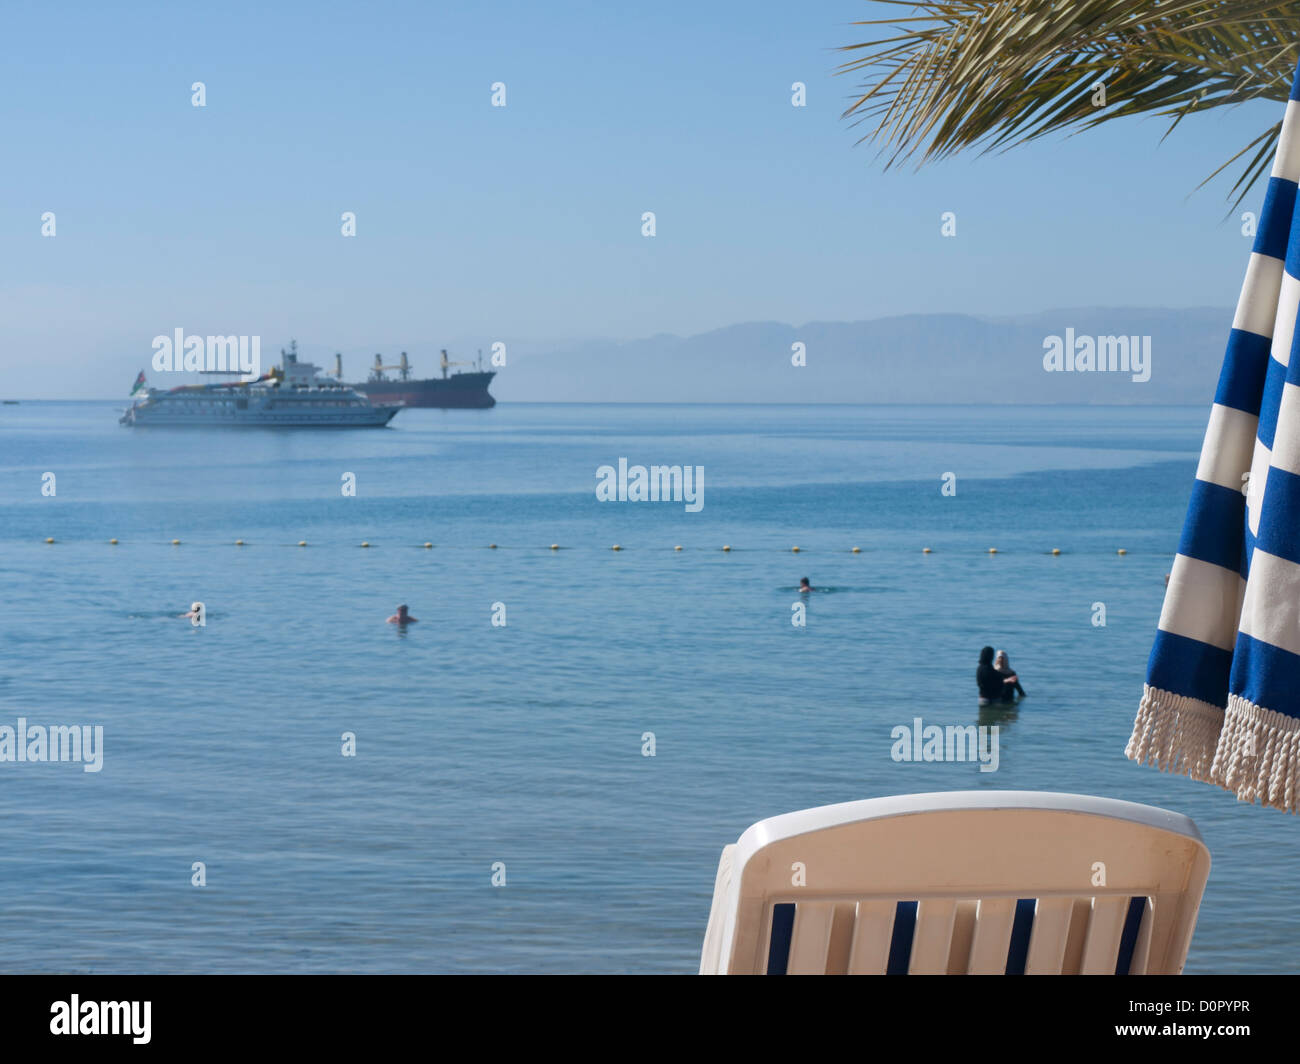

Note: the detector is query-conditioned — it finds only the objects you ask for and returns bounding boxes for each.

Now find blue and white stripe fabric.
[1128,59,1300,812]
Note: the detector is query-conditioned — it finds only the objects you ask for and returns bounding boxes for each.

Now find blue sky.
[0,0,1279,395]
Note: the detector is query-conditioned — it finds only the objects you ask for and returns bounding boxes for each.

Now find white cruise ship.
[120,346,401,428]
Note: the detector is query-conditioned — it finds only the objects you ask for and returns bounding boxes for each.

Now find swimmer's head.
[979,646,995,666]
[994,650,1007,667]
[799,577,810,587]
[395,604,408,615]
[190,602,202,613]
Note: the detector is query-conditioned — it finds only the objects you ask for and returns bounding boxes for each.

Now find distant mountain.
[494,308,1233,404]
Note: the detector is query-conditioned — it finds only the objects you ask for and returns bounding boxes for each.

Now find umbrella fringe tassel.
[1126,685,1221,782]
[1210,694,1300,814]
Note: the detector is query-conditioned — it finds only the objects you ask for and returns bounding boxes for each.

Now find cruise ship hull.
[121,405,399,427]
[350,371,496,409]
[120,355,402,427]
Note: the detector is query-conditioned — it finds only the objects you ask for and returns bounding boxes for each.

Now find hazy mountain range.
[13,306,1235,403]
[494,307,1233,404]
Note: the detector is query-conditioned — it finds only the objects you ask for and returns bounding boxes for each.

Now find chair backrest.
[700,791,1210,975]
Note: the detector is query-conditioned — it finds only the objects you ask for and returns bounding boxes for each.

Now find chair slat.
[1141,890,1188,975]
[1025,897,1074,974]
[1061,898,1093,974]
[966,897,1016,974]
[846,900,896,975]
[1127,897,1155,975]
[1080,895,1129,974]
[946,900,978,974]
[824,903,858,974]
[787,902,836,975]
[908,899,957,974]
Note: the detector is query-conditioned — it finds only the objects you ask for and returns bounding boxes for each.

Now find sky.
[0,0,1281,396]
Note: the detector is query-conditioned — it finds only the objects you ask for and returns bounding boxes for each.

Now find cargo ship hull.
[351,371,496,409]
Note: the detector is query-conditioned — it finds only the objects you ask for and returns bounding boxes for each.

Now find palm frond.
[837,0,1300,206]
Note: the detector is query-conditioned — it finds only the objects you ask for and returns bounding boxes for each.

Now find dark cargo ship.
[337,350,496,409]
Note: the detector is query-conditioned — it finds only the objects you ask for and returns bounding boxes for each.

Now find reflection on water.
[978,702,1020,733]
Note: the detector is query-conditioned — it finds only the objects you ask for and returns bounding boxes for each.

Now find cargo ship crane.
[439,349,471,379]
[367,352,411,382]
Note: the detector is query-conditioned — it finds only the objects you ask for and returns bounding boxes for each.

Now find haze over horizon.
[6,304,1232,404]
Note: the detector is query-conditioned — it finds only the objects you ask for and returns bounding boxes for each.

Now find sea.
[0,401,1294,974]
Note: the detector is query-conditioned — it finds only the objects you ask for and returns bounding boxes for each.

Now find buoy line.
[37,538,1141,555]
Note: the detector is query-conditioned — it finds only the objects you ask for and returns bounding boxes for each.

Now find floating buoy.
[1117,548,1127,555]
[851,546,861,553]
[297,541,307,547]
[673,545,682,551]
[922,547,932,554]
[109,538,118,545]
[722,545,731,552]
[360,541,370,548]
[987,548,998,554]
[423,542,433,549]
[44,537,54,544]
[488,543,497,550]
[791,546,800,553]
[1051,548,1061,555]
[611,544,623,551]
[234,540,245,546]
[550,544,559,550]
[171,539,181,545]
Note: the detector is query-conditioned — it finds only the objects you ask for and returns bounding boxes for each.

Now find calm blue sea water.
[0,401,1295,974]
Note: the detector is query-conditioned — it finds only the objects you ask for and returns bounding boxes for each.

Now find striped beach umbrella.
[1127,59,1300,813]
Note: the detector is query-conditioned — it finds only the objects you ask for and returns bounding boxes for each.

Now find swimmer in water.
[179,602,203,621]
[387,604,418,625]
[799,577,812,593]
[994,650,1025,702]
[976,646,1002,706]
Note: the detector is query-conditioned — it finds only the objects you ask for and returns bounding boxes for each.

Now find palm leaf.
[837,0,1300,206]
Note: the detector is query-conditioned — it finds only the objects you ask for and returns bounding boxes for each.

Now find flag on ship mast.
[1127,59,1300,813]
[130,371,147,396]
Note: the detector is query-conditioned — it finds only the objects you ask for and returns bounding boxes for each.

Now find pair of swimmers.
[976,646,1024,705]
[181,603,421,626]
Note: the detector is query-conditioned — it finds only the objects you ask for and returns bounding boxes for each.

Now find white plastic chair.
[699,791,1210,975]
